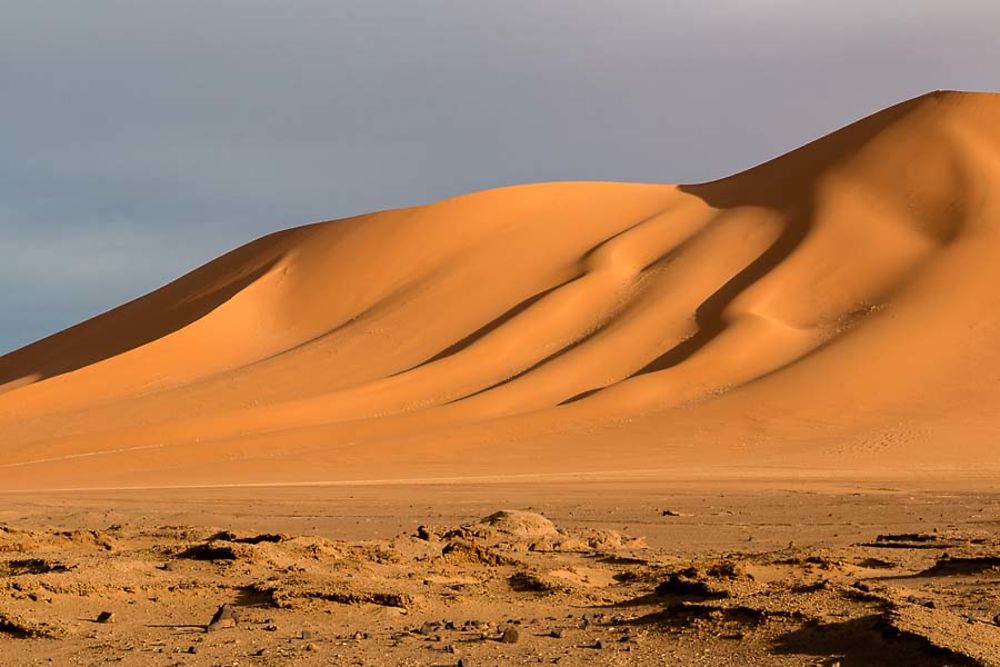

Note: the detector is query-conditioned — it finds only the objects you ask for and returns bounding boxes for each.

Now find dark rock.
[549,628,565,638]
[180,544,239,561]
[186,646,198,654]
[655,572,728,599]
[95,611,114,624]
[500,627,520,644]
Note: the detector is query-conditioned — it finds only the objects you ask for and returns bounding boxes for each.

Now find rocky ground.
[4,490,1000,666]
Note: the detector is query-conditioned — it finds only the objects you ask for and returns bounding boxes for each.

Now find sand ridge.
[2,90,1000,489]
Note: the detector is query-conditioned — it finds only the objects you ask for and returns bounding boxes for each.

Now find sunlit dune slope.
[3,90,1000,489]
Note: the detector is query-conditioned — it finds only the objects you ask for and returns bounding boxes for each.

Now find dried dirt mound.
[476,510,559,539]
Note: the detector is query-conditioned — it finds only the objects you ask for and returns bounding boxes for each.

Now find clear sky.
[3,0,999,354]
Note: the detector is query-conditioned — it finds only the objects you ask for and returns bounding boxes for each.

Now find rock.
[418,621,439,635]
[263,624,278,632]
[661,510,682,517]
[95,611,114,624]
[500,627,520,644]
[186,646,198,654]
[593,640,604,649]
[206,604,237,632]
[549,628,565,638]
[305,642,318,652]
[301,629,313,640]
[457,659,472,667]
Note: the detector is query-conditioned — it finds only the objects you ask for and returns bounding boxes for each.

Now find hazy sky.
[3,1,999,353]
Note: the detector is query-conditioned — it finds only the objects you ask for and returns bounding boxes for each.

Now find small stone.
[419,621,439,635]
[352,630,367,640]
[549,629,564,638]
[254,648,269,657]
[96,611,114,624]
[500,627,520,644]
[300,629,313,640]
[206,604,237,632]
[263,624,278,632]
[593,640,604,649]
[305,642,318,652]
[457,659,472,667]
[187,646,198,655]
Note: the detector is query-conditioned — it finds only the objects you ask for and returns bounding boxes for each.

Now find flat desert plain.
[6,476,1000,666]
[4,91,1000,665]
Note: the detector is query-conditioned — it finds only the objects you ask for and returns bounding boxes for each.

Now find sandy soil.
[4,477,1000,666]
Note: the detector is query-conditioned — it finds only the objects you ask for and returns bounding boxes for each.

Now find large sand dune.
[3,90,1000,489]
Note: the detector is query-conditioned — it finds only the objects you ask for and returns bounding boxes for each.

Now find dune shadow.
[627,96,928,379]
[0,254,281,389]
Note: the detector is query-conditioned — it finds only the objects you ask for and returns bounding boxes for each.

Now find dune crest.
[3,90,1000,489]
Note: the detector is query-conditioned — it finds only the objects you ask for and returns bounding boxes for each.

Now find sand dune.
[3,90,1000,489]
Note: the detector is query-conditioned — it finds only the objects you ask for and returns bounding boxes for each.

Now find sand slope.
[3,90,1000,489]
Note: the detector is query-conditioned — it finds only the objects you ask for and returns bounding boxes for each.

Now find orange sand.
[3,90,1000,490]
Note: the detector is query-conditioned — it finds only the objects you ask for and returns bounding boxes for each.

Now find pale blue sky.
[3,0,999,353]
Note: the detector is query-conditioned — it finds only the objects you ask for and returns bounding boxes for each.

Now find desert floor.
[3,474,1000,666]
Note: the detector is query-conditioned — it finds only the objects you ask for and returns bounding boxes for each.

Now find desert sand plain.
[4,90,1000,665]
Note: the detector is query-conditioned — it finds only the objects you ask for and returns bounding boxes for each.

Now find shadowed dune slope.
[3,90,1000,489]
